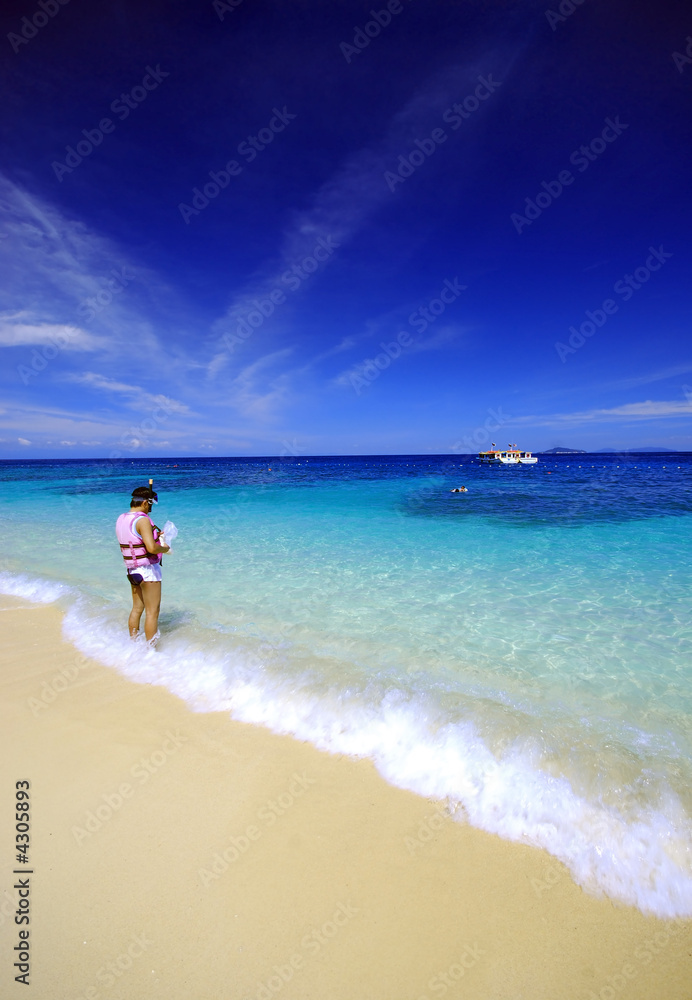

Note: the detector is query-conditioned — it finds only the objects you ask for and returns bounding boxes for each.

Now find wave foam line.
[3,572,690,919]
[0,570,75,604]
[60,600,692,920]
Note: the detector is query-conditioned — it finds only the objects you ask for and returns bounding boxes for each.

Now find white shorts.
[127,563,162,584]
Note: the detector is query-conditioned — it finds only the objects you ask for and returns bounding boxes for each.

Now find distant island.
[541,447,678,455]
[541,448,587,454]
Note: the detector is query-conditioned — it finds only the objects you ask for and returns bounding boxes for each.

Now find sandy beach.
[1,593,691,1000]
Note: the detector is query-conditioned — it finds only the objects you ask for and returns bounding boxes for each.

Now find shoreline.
[2,594,691,999]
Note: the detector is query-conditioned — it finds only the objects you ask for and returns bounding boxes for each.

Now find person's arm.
[136,517,170,555]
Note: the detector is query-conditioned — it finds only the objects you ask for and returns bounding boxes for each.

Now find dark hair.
[130,486,158,508]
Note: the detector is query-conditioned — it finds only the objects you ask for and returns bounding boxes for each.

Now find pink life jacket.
[115,511,162,569]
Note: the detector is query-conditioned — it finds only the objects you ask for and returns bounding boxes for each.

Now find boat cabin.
[477,448,537,465]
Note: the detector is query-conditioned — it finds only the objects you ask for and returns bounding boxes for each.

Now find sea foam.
[59,587,692,919]
[0,570,74,605]
[3,569,691,918]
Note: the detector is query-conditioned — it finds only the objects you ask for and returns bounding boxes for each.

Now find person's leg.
[129,582,145,638]
[140,581,162,643]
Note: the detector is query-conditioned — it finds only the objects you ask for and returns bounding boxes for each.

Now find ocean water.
[2,453,691,917]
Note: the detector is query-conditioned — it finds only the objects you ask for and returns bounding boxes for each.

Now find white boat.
[477,443,537,465]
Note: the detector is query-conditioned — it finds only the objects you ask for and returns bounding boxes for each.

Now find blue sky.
[1,0,691,458]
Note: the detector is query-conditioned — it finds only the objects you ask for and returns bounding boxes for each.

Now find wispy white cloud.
[0,174,169,361]
[65,372,191,414]
[210,57,507,372]
[409,324,466,354]
[0,400,137,439]
[206,351,230,379]
[601,364,692,391]
[516,399,692,426]
[333,363,372,390]
[221,349,294,419]
[0,317,106,351]
[311,336,360,366]
[332,324,464,388]
[0,397,193,451]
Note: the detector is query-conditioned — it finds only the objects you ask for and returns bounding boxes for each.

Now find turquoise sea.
[2,453,691,917]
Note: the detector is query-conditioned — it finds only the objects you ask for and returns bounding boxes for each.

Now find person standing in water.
[115,486,170,643]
